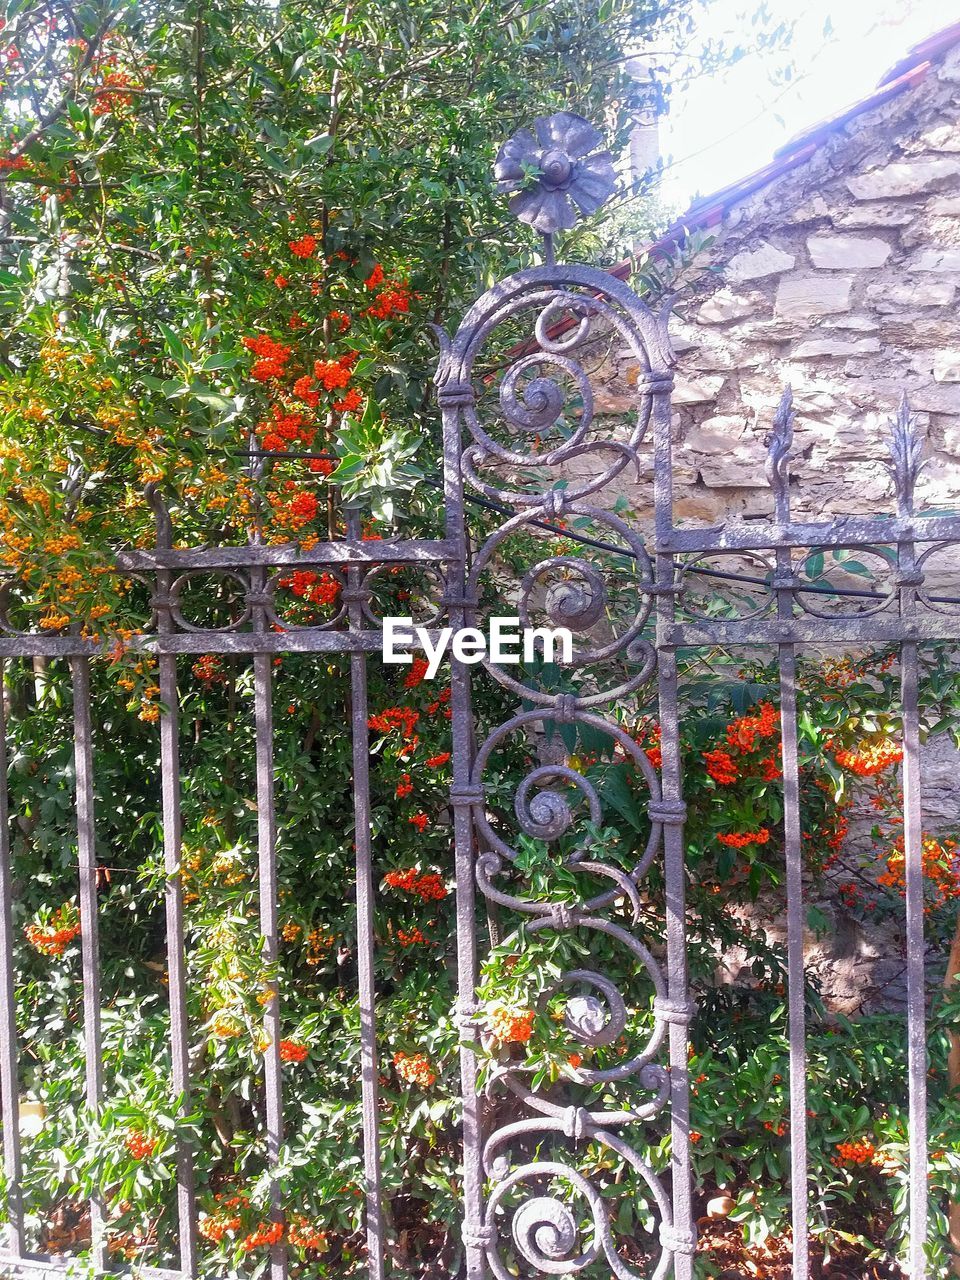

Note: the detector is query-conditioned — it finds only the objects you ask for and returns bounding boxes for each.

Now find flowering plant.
[1,0,959,1272]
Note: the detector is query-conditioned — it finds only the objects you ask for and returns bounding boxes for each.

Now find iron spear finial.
[886,392,925,516]
[766,385,795,520]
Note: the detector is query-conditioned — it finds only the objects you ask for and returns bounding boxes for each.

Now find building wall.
[581,42,960,1009]
[591,40,960,527]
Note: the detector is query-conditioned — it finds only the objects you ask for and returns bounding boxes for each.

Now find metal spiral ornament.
[439,112,693,1279]
[511,1196,586,1272]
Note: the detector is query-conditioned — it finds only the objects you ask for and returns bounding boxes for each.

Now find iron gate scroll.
[0,109,957,1280]
[438,110,695,1280]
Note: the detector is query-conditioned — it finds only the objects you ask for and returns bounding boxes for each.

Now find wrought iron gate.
[0,110,957,1279]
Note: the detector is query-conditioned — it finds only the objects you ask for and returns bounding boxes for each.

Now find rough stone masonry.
[592,40,960,525]
[580,38,960,1011]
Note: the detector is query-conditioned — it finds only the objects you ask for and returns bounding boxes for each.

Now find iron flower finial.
[494,112,616,235]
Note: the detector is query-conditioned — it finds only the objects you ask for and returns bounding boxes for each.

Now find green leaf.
[199,353,240,371]
[594,765,642,831]
[158,323,191,371]
[304,133,334,154]
[259,119,290,147]
[188,387,235,413]
[804,551,824,581]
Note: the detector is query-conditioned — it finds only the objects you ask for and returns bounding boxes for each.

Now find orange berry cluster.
[278,1039,308,1063]
[286,351,359,411]
[278,569,340,607]
[396,926,428,948]
[288,234,317,259]
[368,705,419,738]
[834,738,903,777]
[393,1050,436,1087]
[880,833,960,910]
[242,333,292,383]
[404,657,429,688]
[833,1140,878,1167]
[93,68,141,117]
[822,651,896,689]
[487,1004,535,1045]
[242,1220,284,1252]
[366,281,412,320]
[192,654,224,684]
[426,688,451,718]
[211,1013,243,1039]
[200,1194,325,1254]
[25,906,80,957]
[637,721,662,769]
[703,749,738,786]
[703,701,781,787]
[706,701,783,778]
[199,1211,242,1244]
[717,828,771,849]
[258,404,316,453]
[384,868,448,901]
[125,1131,156,1160]
[268,485,318,534]
[287,1216,327,1250]
[306,927,335,966]
[726,701,778,752]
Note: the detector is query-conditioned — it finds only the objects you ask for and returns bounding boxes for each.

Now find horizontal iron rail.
[115,538,457,570]
[0,631,393,658]
[661,616,960,646]
[4,613,960,660]
[660,514,960,554]
[0,1253,182,1279]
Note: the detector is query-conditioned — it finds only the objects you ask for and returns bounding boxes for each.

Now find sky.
[655,0,952,212]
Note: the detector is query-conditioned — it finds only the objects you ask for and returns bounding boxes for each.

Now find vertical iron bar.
[253,583,286,1280]
[902,635,927,1277]
[156,566,198,1276]
[344,504,385,1280]
[777,644,809,1276]
[438,383,485,1280]
[653,375,694,1279]
[655,645,694,1280]
[770,414,809,1278]
[889,400,928,1277]
[0,661,24,1256]
[70,656,106,1271]
[450,627,484,1280]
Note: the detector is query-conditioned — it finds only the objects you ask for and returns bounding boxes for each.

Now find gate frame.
[0,109,956,1280]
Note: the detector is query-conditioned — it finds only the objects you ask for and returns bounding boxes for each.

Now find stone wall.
[590,39,960,527]
[580,41,960,1009]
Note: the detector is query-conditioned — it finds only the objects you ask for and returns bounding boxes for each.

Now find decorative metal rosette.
[494,112,617,234]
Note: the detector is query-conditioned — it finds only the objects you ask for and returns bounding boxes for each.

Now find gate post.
[436,327,489,1280]
[438,113,694,1278]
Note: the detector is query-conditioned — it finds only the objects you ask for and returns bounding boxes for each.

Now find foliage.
[0,0,956,1274]
[7,639,960,1275]
[0,0,704,637]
